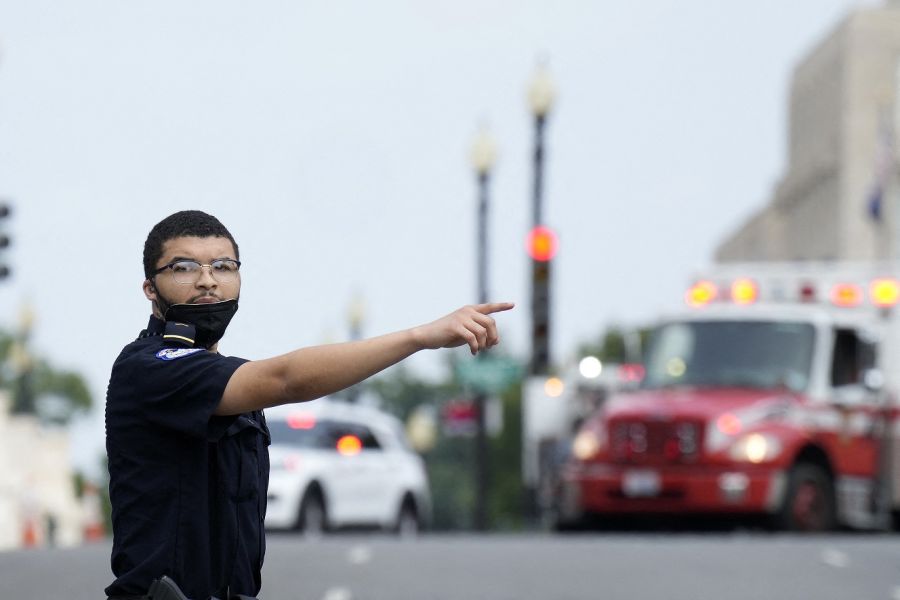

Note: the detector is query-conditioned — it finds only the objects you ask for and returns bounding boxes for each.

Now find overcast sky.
[0,0,878,474]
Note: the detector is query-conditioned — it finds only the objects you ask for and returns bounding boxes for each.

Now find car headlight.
[728,433,782,464]
[572,428,605,461]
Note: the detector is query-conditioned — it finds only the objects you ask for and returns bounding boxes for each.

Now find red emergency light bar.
[871,279,900,307]
[730,279,758,305]
[686,280,717,307]
[799,283,816,303]
[686,277,900,309]
[830,283,863,307]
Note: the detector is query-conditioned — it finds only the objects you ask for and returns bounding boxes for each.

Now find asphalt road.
[2,532,899,600]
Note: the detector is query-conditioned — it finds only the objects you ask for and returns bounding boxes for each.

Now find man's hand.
[411,302,515,355]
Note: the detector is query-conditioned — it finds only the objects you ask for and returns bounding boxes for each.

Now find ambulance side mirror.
[834,369,886,408]
[863,368,884,394]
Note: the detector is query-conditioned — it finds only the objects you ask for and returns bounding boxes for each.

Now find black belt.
[109,596,259,600]
[108,590,258,599]
[109,596,259,599]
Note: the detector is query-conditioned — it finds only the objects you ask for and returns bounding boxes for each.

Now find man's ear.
[143,279,157,302]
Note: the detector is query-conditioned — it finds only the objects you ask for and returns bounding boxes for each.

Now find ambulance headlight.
[572,428,605,461]
[728,433,782,464]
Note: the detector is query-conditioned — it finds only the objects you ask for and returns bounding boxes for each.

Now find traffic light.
[0,203,10,280]
[527,225,556,374]
[526,225,558,262]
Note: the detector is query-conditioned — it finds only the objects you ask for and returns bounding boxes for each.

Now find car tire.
[395,501,420,537]
[777,462,836,532]
[552,480,587,532]
[298,488,328,537]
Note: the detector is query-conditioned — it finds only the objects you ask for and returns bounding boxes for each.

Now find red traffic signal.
[526,226,558,262]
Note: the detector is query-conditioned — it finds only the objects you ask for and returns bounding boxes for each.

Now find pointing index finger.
[475,302,515,315]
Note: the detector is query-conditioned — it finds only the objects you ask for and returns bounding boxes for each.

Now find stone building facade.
[715,2,900,262]
[0,392,86,550]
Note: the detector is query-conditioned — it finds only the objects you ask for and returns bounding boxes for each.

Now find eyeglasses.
[153,259,241,285]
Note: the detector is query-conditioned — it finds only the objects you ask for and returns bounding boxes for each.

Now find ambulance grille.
[610,419,704,464]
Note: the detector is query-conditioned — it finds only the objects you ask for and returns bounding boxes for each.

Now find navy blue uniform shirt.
[105,316,270,599]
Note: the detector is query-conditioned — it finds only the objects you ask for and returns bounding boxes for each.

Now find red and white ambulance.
[556,262,900,531]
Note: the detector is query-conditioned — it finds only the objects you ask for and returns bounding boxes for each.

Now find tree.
[578,325,651,364]
[369,364,474,529]
[488,382,524,530]
[372,358,526,531]
[368,363,457,423]
[0,326,92,424]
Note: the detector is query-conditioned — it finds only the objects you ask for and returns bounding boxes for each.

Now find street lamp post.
[471,127,496,305]
[345,292,365,403]
[11,303,35,414]
[347,291,365,341]
[528,65,556,375]
[470,126,496,531]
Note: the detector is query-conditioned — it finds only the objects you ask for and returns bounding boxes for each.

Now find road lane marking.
[820,548,850,568]
[321,586,354,600]
[347,544,372,565]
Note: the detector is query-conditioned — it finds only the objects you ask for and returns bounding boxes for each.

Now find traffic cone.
[21,515,39,548]
[82,483,105,542]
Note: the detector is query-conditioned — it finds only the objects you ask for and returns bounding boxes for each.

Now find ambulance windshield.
[641,320,815,392]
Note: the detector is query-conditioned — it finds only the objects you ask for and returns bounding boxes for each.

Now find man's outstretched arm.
[216,302,513,415]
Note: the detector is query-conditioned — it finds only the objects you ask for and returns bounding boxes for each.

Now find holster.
[144,576,259,600]
[146,577,190,600]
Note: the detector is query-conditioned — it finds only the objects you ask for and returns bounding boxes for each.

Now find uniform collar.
[138,315,199,348]
[140,315,166,338]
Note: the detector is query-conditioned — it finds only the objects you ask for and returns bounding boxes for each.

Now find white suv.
[264,398,431,535]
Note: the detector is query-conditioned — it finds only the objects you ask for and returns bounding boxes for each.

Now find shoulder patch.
[156,348,204,361]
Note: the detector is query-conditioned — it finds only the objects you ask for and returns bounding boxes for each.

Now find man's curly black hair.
[143,210,240,280]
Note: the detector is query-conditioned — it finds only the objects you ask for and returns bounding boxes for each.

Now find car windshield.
[640,320,816,392]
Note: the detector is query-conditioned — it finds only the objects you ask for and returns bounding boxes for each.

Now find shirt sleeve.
[129,347,249,439]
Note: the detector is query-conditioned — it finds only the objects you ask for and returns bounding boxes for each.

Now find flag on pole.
[868,185,883,222]
[867,121,894,224]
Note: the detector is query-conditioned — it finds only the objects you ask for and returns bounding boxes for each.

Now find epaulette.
[163,321,197,348]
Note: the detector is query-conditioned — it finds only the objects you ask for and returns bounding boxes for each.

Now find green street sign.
[455,355,523,393]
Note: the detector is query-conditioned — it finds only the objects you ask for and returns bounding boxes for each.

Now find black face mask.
[163,299,239,349]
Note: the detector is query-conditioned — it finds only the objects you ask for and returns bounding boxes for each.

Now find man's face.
[143,235,240,317]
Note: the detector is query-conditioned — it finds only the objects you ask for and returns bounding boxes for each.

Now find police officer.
[105,210,513,600]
